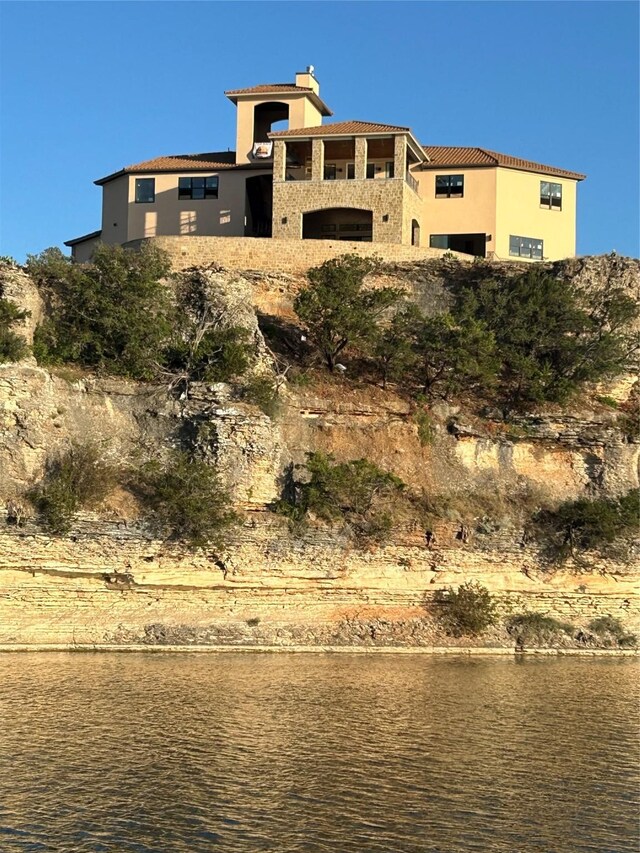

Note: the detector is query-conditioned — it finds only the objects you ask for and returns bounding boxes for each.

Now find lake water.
[0,653,637,852]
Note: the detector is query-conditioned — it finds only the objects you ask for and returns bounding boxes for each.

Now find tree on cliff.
[0,297,29,363]
[452,268,639,407]
[293,255,400,371]
[27,243,173,380]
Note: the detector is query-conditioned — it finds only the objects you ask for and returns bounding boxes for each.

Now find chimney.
[295,66,320,95]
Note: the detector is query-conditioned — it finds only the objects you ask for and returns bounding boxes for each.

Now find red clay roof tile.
[422,146,586,180]
[270,119,411,138]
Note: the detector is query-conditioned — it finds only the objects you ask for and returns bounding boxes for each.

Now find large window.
[346,163,355,179]
[385,161,395,178]
[323,163,337,181]
[366,162,376,179]
[135,178,155,203]
[540,181,562,210]
[509,235,543,260]
[435,174,464,198]
[178,176,219,200]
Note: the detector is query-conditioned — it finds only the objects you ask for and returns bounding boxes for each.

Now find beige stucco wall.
[101,175,129,246]
[272,176,418,244]
[114,169,269,242]
[235,94,323,164]
[495,168,578,261]
[70,235,102,263]
[414,167,497,254]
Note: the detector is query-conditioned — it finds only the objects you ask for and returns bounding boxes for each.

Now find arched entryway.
[302,208,373,241]
[411,219,420,247]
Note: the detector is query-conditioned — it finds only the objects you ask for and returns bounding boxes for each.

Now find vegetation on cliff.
[290,254,638,411]
[27,244,173,380]
[277,451,406,542]
[435,581,498,637]
[134,451,237,549]
[28,442,116,534]
[535,488,639,562]
[0,297,29,363]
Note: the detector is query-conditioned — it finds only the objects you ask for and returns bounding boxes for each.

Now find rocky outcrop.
[0,253,638,649]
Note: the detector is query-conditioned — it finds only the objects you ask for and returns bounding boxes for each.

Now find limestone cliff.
[0,254,638,650]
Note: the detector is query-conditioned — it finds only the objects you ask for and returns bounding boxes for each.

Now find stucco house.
[66,67,585,263]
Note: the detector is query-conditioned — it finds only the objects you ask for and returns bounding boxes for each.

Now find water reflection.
[0,654,637,852]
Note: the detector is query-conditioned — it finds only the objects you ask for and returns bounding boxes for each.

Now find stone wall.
[124,235,461,273]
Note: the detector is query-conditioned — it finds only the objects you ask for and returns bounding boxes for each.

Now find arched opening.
[253,102,289,145]
[302,208,373,241]
[245,174,273,237]
[411,219,420,247]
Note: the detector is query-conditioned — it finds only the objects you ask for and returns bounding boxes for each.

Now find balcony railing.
[405,170,419,195]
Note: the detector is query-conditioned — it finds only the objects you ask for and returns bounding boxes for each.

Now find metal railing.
[405,170,420,195]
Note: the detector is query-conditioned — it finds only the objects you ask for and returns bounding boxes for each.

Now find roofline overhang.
[64,230,102,247]
[417,161,586,181]
[225,90,333,117]
[94,165,238,185]
[269,128,427,163]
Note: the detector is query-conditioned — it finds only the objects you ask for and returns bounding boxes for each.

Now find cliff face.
[0,255,638,649]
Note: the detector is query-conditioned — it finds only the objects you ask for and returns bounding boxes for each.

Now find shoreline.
[0,643,636,656]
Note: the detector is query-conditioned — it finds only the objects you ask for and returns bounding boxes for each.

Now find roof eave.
[225,89,332,116]
[64,230,102,247]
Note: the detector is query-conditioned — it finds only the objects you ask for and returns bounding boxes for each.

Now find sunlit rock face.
[0,254,637,648]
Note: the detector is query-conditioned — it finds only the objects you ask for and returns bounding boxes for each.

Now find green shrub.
[29,442,116,534]
[277,451,405,543]
[588,616,637,648]
[435,581,497,636]
[28,244,173,380]
[414,409,436,446]
[595,395,619,409]
[135,451,237,549]
[164,324,252,384]
[536,489,639,559]
[506,613,575,646]
[240,375,281,418]
[0,297,30,363]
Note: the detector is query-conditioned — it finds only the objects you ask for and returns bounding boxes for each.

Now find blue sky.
[1,0,638,261]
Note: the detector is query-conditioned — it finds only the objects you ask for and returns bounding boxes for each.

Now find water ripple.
[0,654,637,852]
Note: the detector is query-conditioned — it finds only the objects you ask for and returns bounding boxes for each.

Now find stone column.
[272,140,286,183]
[394,135,407,181]
[355,137,367,180]
[311,138,324,181]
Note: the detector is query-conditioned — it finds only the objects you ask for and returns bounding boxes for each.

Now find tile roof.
[95,152,237,184]
[270,119,411,138]
[422,146,586,180]
[126,152,237,171]
[225,83,313,95]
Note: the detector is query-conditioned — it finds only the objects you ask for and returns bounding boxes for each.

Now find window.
[323,163,337,180]
[366,162,376,179]
[509,235,543,260]
[135,178,155,203]
[435,174,464,198]
[385,161,395,178]
[178,176,219,200]
[540,181,562,210]
[429,235,449,249]
[346,163,355,180]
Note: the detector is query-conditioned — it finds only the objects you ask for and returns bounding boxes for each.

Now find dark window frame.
[385,161,395,179]
[540,180,562,210]
[366,162,376,179]
[323,163,337,181]
[346,163,355,180]
[135,178,155,204]
[509,235,544,260]
[178,176,219,200]
[435,174,464,198]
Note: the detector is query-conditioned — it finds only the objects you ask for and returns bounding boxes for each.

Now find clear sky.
[1,0,638,261]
